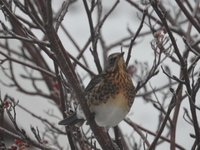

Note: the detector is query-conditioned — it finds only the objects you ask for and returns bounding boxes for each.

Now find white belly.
[77,92,130,129]
[93,103,128,129]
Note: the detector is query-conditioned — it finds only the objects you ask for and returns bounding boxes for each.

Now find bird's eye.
[109,57,117,64]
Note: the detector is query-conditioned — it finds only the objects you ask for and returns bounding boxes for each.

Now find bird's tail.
[58,113,84,127]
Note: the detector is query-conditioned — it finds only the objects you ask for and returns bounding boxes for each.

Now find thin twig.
[0,51,56,78]
[126,9,147,66]
[0,126,55,150]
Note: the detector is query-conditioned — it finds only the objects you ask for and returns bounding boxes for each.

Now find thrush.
[59,52,135,131]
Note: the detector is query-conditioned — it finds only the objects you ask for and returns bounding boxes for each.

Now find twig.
[82,0,102,73]
[124,119,186,150]
[41,1,116,149]
[0,51,56,79]
[161,66,185,84]
[126,9,147,66]
[54,0,74,32]
[150,0,200,146]
[148,89,177,150]
[182,37,199,56]
[17,104,65,134]
[0,22,49,47]
[175,0,200,33]
[125,118,151,148]
[0,92,5,143]
[0,126,55,150]
[30,126,43,143]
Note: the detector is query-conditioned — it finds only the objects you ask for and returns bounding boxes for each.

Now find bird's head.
[105,52,126,73]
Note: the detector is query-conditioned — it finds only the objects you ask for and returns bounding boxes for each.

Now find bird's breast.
[90,93,129,128]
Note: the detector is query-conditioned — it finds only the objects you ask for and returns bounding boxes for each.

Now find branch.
[126,9,147,66]
[149,89,176,150]
[161,66,185,84]
[0,51,56,79]
[175,0,200,33]
[0,126,55,150]
[124,119,186,150]
[40,1,117,149]
[150,0,200,146]
[82,0,102,73]
[125,118,151,148]
[0,22,49,47]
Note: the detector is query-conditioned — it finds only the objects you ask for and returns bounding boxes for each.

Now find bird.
[58,52,135,131]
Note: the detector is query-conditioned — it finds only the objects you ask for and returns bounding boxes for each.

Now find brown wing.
[84,72,106,94]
